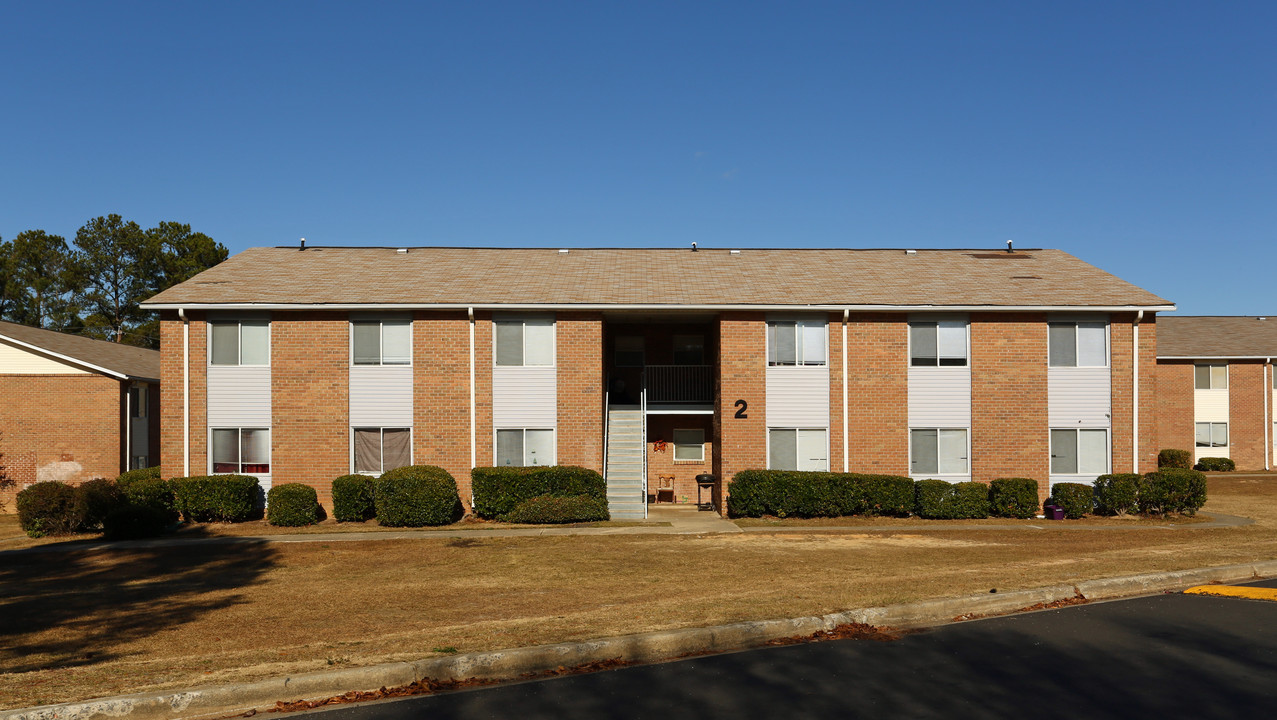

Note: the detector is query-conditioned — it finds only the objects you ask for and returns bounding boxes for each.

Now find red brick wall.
[845,313,908,474]
[718,313,765,504]
[0,373,123,509]
[970,313,1049,497]
[1229,361,1268,471]
[827,312,847,473]
[414,311,473,499]
[160,311,207,479]
[147,381,162,467]
[474,313,494,469]
[1111,314,1160,474]
[556,312,605,470]
[270,312,349,507]
[1155,360,1195,459]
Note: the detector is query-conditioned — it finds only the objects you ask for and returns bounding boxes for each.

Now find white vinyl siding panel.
[0,342,90,374]
[1194,389,1229,423]
[493,366,557,427]
[349,366,413,426]
[1048,367,1112,427]
[765,366,830,427]
[207,366,271,426]
[908,366,971,427]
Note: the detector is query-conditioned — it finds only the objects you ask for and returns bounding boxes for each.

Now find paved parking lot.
[294,579,1277,719]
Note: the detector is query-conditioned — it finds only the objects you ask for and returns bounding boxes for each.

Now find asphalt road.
[292,579,1277,720]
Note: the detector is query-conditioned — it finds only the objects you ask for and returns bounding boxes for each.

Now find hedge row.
[726,471,915,519]
[1160,448,1237,473]
[471,466,607,519]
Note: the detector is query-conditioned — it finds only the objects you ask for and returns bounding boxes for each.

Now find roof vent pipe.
[730,249,741,255]
[1006,239,1013,253]
[692,242,698,252]
[300,237,306,250]
[397,248,408,254]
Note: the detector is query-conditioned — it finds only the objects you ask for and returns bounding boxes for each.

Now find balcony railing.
[645,365,714,403]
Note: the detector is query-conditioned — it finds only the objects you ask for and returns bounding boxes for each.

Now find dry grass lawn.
[3,475,1276,709]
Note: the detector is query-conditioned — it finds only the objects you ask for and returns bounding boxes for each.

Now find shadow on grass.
[0,526,277,673]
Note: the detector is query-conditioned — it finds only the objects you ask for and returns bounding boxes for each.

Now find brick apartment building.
[141,246,1174,518]
[0,321,160,505]
[1156,316,1276,471]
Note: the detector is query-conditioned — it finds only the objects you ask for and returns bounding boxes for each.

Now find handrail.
[602,388,609,482]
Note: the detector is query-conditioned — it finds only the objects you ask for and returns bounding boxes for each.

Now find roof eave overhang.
[142,302,1178,313]
[1157,355,1276,361]
[0,334,137,381]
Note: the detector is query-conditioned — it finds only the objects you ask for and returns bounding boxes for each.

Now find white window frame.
[208,318,271,367]
[908,320,969,367]
[1194,364,1228,390]
[672,428,706,462]
[1049,428,1111,475]
[494,317,556,368]
[1195,422,1229,448]
[494,428,557,467]
[766,318,828,367]
[209,427,271,476]
[350,427,414,475]
[350,317,413,367]
[1047,321,1109,368]
[766,428,830,471]
[908,428,970,478]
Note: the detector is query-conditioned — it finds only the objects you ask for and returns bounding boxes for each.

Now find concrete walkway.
[0,506,1253,556]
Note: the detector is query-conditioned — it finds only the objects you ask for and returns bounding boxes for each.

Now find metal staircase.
[604,404,647,519]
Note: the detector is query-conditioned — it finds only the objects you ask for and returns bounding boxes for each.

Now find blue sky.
[1,1,1273,314]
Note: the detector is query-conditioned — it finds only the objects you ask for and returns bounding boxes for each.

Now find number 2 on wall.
[734,399,748,419]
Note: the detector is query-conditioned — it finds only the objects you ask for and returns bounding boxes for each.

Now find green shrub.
[374,465,463,527]
[267,483,320,527]
[989,478,1039,519]
[103,504,171,540]
[71,478,126,531]
[171,475,262,522]
[1194,457,1236,472]
[332,474,376,522]
[115,466,161,489]
[855,474,915,517]
[1139,468,1208,516]
[16,481,78,537]
[1048,483,1093,519]
[122,477,178,522]
[914,480,990,520]
[1158,449,1192,469]
[1093,473,1140,516]
[502,494,610,524]
[471,466,607,519]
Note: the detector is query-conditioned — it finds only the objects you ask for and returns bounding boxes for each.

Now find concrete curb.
[9,559,1277,720]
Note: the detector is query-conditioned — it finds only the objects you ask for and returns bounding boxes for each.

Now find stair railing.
[640,372,648,519]
[602,388,609,483]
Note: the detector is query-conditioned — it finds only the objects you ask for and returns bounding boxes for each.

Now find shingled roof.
[0,321,160,380]
[142,246,1172,309]
[1157,316,1277,358]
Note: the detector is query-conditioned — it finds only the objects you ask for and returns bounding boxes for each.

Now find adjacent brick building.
[1156,316,1276,471]
[0,321,160,508]
[142,245,1175,517]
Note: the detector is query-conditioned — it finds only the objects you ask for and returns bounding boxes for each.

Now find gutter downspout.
[179,308,190,477]
[468,307,476,493]
[842,308,849,473]
[1266,358,1271,471]
[125,381,131,472]
[1133,310,1143,473]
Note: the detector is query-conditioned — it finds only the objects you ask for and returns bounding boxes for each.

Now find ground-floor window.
[1050,428,1109,474]
[353,427,412,475]
[131,455,150,470]
[212,428,270,474]
[910,428,968,476]
[1195,422,1228,448]
[768,428,828,471]
[496,428,555,466]
[673,428,705,462]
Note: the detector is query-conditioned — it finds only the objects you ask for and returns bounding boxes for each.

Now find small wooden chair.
[655,474,676,504]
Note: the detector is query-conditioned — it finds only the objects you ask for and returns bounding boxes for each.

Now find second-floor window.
[768,320,826,366]
[211,319,270,366]
[910,321,967,366]
[1048,322,1107,367]
[352,318,411,365]
[1194,364,1228,390]
[495,318,554,367]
